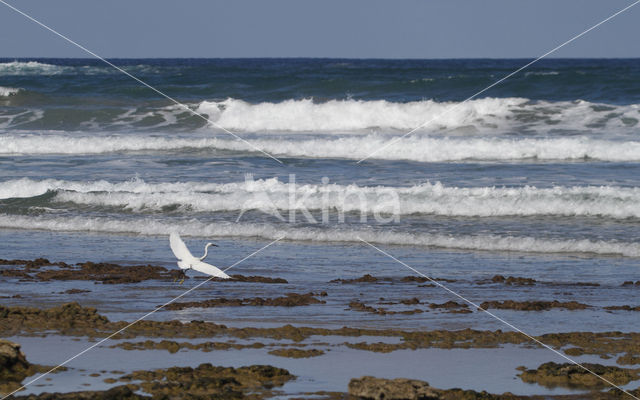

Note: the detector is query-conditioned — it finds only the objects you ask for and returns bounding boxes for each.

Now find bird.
[169,232,230,283]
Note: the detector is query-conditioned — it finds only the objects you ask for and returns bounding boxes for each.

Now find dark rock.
[60,289,92,295]
[164,292,325,311]
[118,363,293,398]
[36,262,180,284]
[480,300,589,311]
[268,348,324,358]
[112,339,265,353]
[401,276,456,283]
[489,275,536,285]
[518,362,640,388]
[348,301,423,315]
[331,274,379,284]
[428,301,472,313]
[12,385,148,399]
[219,275,288,283]
[604,305,640,311]
[348,376,440,399]
[0,339,31,382]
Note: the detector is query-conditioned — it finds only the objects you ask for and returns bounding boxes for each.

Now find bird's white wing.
[191,261,231,279]
[169,232,193,261]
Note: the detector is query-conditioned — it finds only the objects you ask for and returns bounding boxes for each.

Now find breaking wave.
[1,96,638,133]
[0,214,638,257]
[197,97,639,132]
[0,61,159,76]
[0,61,71,76]
[3,178,640,219]
[0,86,21,96]
[2,133,640,162]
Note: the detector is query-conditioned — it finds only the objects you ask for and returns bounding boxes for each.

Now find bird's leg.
[175,269,186,285]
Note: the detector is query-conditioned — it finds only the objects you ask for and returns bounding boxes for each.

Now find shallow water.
[9,335,619,397]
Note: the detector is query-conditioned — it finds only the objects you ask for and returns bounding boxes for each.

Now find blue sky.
[0,0,638,58]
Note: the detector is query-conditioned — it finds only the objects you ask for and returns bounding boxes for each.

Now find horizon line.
[2,56,640,61]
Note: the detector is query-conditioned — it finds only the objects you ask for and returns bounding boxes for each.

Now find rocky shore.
[3,258,640,399]
[0,339,62,397]
[2,303,640,363]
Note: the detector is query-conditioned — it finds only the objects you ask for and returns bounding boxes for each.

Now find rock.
[331,274,379,284]
[60,289,91,295]
[604,305,640,311]
[225,275,288,283]
[489,275,536,285]
[12,385,147,399]
[518,362,640,388]
[0,339,31,382]
[349,376,440,400]
[348,301,423,315]
[163,292,325,311]
[117,363,293,398]
[428,301,469,310]
[479,300,589,311]
[268,348,324,358]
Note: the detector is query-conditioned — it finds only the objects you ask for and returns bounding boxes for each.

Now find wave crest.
[0,61,70,76]
[1,97,638,134]
[0,86,21,96]
[197,97,639,132]
[3,133,640,162]
[0,214,638,257]
[3,178,640,219]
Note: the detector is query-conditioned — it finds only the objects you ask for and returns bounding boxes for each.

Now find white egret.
[169,232,230,283]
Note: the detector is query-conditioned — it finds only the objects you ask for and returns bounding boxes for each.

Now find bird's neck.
[200,244,212,260]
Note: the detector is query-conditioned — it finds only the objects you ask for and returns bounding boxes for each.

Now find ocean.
[1,58,639,256]
[1,58,640,395]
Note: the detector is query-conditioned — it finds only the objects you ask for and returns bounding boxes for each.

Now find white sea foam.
[0,134,208,154]
[0,214,638,257]
[0,61,161,77]
[1,97,638,134]
[232,135,640,162]
[0,61,71,76]
[198,97,526,132]
[2,133,640,162]
[0,86,21,96]
[3,178,640,219]
[196,97,639,133]
[524,71,560,77]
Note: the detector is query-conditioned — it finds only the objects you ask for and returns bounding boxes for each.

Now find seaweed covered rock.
[331,274,379,284]
[112,339,265,353]
[12,385,147,399]
[35,262,181,284]
[349,376,440,400]
[489,275,536,285]
[518,362,640,388]
[224,275,288,284]
[0,302,111,336]
[0,339,31,382]
[480,300,589,311]
[118,363,293,399]
[268,348,324,358]
[164,292,325,311]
